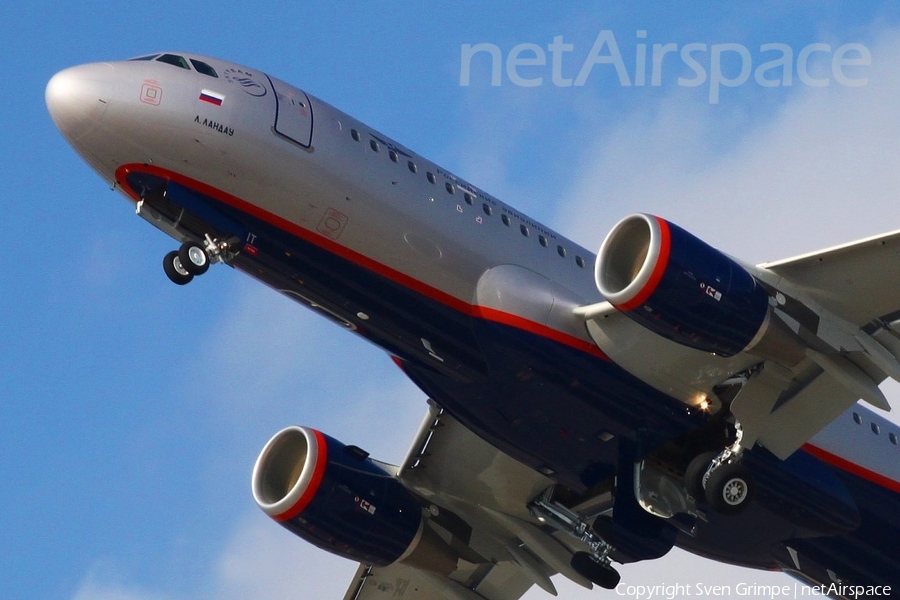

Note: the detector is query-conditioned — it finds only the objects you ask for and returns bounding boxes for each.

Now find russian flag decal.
[199,89,224,106]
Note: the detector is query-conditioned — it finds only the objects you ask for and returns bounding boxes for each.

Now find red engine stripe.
[274,429,329,522]
[616,216,671,312]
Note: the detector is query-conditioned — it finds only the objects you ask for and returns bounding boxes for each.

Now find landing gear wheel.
[684,451,718,501]
[178,241,210,276]
[163,250,194,285]
[570,551,620,589]
[704,462,754,515]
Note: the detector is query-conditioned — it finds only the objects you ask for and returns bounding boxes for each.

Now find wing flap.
[398,402,554,520]
[343,560,536,600]
[757,367,862,459]
[343,401,583,600]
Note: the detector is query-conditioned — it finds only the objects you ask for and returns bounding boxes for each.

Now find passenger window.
[369,140,379,152]
[407,160,417,173]
[872,422,881,435]
[464,192,474,206]
[156,54,190,69]
[891,432,898,445]
[557,245,567,258]
[853,412,862,425]
[351,129,360,141]
[520,224,529,237]
[483,204,492,216]
[501,214,511,226]
[389,150,399,163]
[427,172,436,184]
[445,182,455,195]
[576,256,585,268]
[539,235,548,247]
[190,59,218,77]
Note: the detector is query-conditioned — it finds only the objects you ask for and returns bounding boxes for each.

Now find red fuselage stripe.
[274,429,329,522]
[115,163,607,360]
[803,443,900,495]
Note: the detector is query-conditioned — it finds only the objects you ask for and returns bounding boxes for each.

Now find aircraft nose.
[46,63,116,142]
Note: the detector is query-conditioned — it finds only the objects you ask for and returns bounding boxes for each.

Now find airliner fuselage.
[47,52,900,596]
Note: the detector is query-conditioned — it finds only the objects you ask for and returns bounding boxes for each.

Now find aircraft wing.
[741,230,900,457]
[342,401,600,600]
[758,228,900,326]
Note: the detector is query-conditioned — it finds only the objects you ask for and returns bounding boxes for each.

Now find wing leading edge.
[759,228,900,326]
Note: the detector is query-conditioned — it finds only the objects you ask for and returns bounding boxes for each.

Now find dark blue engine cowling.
[596,214,770,357]
[252,426,423,566]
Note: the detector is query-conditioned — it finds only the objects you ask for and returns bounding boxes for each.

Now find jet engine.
[252,426,458,574]
[596,214,771,358]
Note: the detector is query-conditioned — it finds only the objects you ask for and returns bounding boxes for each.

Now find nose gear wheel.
[163,236,233,285]
[163,250,193,285]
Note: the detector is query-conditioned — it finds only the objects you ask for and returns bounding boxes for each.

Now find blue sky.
[6,2,900,599]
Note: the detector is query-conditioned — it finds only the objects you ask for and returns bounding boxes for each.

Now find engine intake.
[596,214,770,357]
[252,426,458,574]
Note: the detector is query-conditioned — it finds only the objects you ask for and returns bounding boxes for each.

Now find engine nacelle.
[252,426,457,573]
[596,214,770,357]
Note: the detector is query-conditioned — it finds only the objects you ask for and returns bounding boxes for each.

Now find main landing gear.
[570,550,621,590]
[163,236,229,285]
[684,426,755,515]
[529,491,621,589]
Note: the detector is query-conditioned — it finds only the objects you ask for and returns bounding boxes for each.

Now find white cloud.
[72,585,174,600]
[70,515,359,600]
[212,515,357,600]
[180,276,429,464]
[183,280,343,426]
[72,561,180,600]
[559,34,900,263]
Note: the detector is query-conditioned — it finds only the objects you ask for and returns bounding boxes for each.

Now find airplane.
[45,52,900,599]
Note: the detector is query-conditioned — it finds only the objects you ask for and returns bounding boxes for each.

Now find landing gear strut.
[163,236,230,285]
[529,491,621,589]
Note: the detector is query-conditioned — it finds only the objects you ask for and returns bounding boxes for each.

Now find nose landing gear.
[178,241,210,276]
[163,236,231,285]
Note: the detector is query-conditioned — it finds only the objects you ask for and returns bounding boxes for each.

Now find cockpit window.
[129,54,160,61]
[190,59,218,78]
[156,54,190,69]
